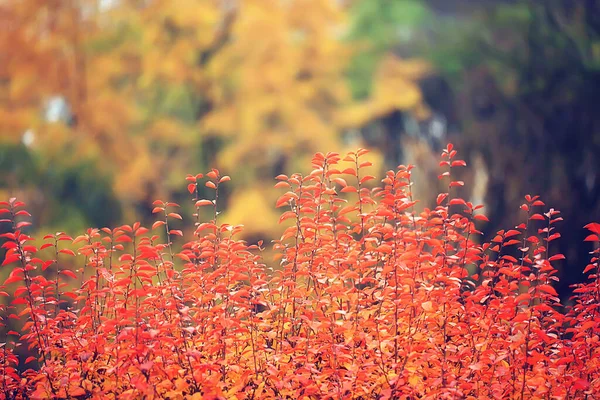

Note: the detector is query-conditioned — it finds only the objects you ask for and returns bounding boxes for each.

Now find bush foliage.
[0,144,599,399]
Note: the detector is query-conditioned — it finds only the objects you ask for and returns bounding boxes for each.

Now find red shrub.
[0,144,598,399]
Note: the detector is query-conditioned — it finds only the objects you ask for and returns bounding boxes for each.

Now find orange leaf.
[152,221,166,229]
[195,200,214,207]
[332,178,347,187]
[274,181,290,189]
[474,214,489,222]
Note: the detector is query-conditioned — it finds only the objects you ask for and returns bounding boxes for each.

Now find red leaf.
[169,230,183,237]
[167,213,183,220]
[529,214,545,221]
[573,379,589,391]
[205,181,217,189]
[436,193,449,206]
[219,176,231,183]
[187,183,196,194]
[583,264,596,274]
[60,270,78,279]
[504,239,521,246]
[547,233,561,242]
[584,222,600,235]
[2,241,17,250]
[2,254,20,267]
[135,227,149,236]
[537,284,558,297]
[42,260,54,271]
[584,234,599,242]
[59,249,76,256]
[451,160,467,167]
[449,198,466,206]
[548,254,565,261]
[116,235,133,243]
[515,293,530,304]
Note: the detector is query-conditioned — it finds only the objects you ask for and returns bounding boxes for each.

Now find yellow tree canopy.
[1,0,429,236]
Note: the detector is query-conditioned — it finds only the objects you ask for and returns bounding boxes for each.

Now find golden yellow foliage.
[338,54,431,127]
[1,0,428,235]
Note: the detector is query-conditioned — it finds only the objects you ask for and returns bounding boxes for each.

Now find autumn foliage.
[0,144,599,399]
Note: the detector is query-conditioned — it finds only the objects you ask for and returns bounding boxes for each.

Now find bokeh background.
[2,0,599,300]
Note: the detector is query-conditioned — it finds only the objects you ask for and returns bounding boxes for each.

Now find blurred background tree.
[0,0,426,237]
[346,0,600,298]
[1,0,599,299]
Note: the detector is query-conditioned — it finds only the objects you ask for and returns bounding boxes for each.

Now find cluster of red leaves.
[0,144,599,399]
